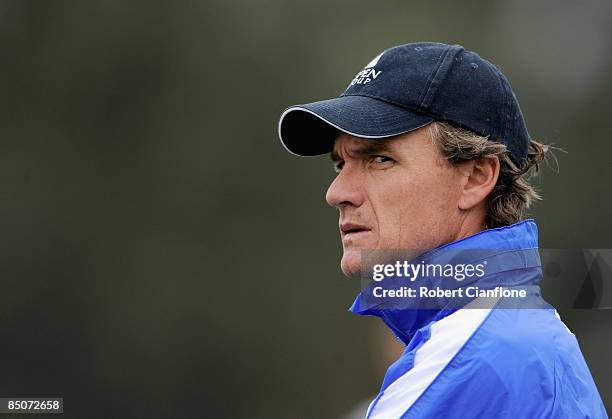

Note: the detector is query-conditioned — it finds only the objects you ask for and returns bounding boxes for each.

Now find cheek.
[373,169,461,248]
[417,163,462,205]
[369,179,426,246]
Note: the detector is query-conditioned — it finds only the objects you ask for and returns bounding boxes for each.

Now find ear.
[457,156,500,211]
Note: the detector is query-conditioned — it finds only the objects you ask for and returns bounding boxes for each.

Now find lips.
[340,222,372,236]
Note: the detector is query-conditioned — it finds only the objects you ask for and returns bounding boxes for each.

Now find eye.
[372,155,392,163]
[369,155,394,167]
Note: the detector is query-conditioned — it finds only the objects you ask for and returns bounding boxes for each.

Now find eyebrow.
[330,139,395,162]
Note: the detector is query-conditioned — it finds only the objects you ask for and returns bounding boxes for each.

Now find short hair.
[428,121,549,229]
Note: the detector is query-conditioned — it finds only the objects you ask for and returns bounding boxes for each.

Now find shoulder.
[475,307,562,359]
[402,308,559,418]
[432,306,560,384]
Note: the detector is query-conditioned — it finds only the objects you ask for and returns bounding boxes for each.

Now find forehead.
[331,133,395,158]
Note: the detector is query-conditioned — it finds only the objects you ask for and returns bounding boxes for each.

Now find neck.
[451,208,487,243]
[349,219,543,344]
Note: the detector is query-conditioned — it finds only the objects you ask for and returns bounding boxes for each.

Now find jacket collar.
[348,219,543,345]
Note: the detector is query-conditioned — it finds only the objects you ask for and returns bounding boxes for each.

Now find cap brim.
[278,95,434,156]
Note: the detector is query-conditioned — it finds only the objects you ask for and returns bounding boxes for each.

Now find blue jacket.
[350,220,608,418]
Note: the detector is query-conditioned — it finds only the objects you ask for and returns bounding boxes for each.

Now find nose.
[325,166,364,209]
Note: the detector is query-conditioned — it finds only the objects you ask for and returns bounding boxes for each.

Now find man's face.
[326,125,468,277]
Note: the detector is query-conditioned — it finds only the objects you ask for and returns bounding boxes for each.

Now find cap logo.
[365,51,384,68]
[349,51,383,86]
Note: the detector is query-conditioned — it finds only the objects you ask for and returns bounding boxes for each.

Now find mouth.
[340,222,372,239]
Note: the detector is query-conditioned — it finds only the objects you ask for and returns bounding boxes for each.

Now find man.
[277,43,607,418]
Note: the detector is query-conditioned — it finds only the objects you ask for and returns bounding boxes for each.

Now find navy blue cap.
[278,42,531,167]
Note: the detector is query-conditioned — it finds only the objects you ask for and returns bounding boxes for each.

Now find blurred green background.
[0,1,610,418]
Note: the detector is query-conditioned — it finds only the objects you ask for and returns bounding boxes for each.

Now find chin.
[340,251,362,278]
